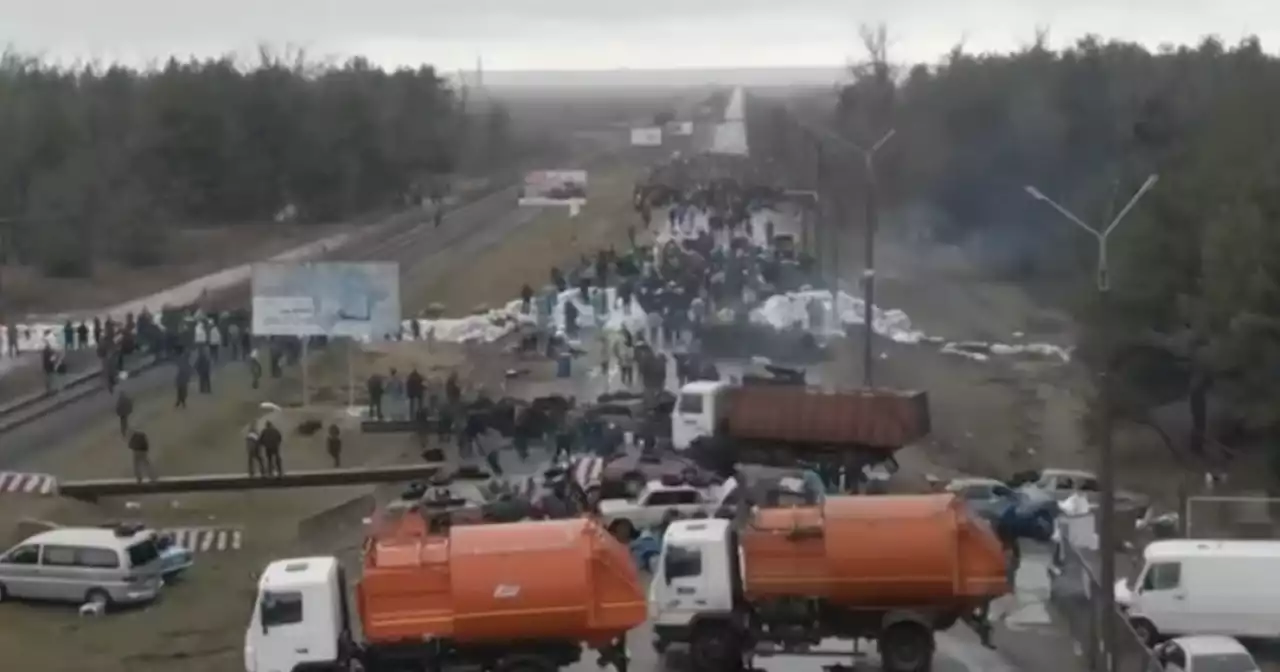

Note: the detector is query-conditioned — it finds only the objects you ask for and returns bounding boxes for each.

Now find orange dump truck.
[647,494,1010,672]
[244,517,647,672]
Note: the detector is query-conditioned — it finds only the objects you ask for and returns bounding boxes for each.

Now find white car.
[597,480,720,539]
[1153,636,1260,672]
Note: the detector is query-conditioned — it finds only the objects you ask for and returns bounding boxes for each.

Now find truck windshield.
[664,545,702,580]
[677,394,703,414]
[261,590,304,627]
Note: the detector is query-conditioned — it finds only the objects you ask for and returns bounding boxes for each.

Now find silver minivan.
[0,524,165,608]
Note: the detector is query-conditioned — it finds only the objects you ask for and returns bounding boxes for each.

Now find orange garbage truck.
[244,517,647,672]
[647,494,1010,672]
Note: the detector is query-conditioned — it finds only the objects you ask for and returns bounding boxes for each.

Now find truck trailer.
[648,494,1009,672]
[244,517,647,672]
[671,380,930,482]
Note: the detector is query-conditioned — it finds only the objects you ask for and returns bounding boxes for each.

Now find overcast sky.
[3,0,1277,73]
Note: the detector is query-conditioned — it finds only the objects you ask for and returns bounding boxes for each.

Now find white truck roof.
[259,557,338,590]
[24,526,154,548]
[665,518,732,545]
[1146,539,1280,561]
[679,380,731,395]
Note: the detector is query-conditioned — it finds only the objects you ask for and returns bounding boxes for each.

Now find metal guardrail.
[1049,537,1162,672]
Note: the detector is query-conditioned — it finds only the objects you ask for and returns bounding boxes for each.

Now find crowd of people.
[364,170,823,501]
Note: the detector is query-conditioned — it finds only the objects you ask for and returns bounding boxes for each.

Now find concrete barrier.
[59,463,446,501]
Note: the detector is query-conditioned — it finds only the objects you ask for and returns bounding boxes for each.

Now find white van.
[0,525,165,608]
[1116,539,1280,644]
[244,557,352,672]
[671,380,731,450]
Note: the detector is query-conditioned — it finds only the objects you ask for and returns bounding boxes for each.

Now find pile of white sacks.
[401,284,1071,364]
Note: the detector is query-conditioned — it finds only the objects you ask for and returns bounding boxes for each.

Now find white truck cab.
[1116,539,1280,645]
[649,518,742,646]
[671,380,732,451]
[245,556,350,672]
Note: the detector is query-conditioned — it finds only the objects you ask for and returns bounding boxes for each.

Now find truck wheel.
[879,622,934,672]
[690,623,739,672]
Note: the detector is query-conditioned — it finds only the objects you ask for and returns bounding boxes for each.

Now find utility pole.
[856,129,895,386]
[1024,174,1158,672]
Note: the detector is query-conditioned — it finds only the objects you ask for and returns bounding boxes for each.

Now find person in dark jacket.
[258,421,283,477]
[195,351,212,394]
[115,391,134,436]
[128,429,157,483]
[406,368,425,418]
[175,359,191,408]
[325,424,342,468]
[367,373,385,421]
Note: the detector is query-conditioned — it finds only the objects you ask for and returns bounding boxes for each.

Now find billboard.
[518,170,588,207]
[252,262,401,337]
[669,121,694,136]
[630,127,663,146]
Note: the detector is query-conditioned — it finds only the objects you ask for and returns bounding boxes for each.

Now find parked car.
[579,450,718,499]
[1010,468,1147,511]
[153,533,194,581]
[1153,635,1260,672]
[0,524,165,609]
[597,478,725,540]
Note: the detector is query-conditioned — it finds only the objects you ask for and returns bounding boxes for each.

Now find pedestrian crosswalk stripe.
[0,471,58,496]
[163,526,243,552]
[572,457,605,487]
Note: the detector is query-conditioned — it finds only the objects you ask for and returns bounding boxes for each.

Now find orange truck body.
[726,386,930,450]
[740,494,1008,609]
[357,516,646,647]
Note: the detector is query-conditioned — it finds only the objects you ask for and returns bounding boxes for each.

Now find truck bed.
[728,386,930,449]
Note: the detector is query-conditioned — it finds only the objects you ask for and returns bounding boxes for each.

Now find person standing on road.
[128,429,157,483]
[104,352,118,395]
[195,351,212,394]
[366,372,385,421]
[325,424,342,468]
[208,320,222,363]
[227,322,241,360]
[406,368,425,418]
[258,420,284,477]
[5,323,17,356]
[115,390,134,436]
[76,321,89,350]
[247,349,263,389]
[175,357,191,408]
[245,427,266,477]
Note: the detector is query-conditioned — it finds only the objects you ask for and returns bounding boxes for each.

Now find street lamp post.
[1024,174,1158,672]
[855,129,896,386]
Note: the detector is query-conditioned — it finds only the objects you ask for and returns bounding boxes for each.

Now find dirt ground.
[0,162,648,672]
